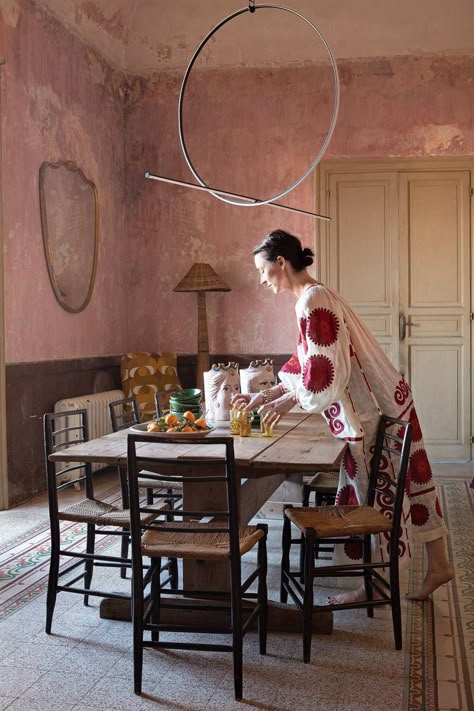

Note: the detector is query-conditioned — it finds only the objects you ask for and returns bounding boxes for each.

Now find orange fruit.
[165,413,178,426]
[147,422,160,432]
[166,426,178,432]
[181,425,193,432]
[195,418,208,429]
[182,411,195,422]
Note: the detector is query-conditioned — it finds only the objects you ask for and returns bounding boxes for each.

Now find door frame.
[0,61,7,510]
[317,157,474,461]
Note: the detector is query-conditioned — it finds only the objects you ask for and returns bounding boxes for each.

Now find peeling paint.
[0,0,21,28]
[413,124,464,153]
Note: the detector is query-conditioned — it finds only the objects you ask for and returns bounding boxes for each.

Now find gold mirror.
[39,161,98,313]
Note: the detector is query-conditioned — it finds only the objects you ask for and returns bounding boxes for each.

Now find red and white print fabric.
[279,284,447,566]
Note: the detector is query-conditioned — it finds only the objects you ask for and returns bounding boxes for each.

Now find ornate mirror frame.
[39,161,99,313]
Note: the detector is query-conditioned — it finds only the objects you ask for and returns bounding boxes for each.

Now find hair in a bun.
[253,229,315,272]
[301,247,314,267]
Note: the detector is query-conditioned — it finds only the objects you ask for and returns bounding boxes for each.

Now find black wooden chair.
[154,388,182,418]
[281,415,412,663]
[302,470,339,507]
[43,410,173,633]
[127,433,268,701]
[109,396,183,513]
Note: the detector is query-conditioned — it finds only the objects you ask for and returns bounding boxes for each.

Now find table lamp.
[173,263,231,392]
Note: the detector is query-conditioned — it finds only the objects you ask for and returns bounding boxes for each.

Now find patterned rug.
[404,479,473,710]
[0,490,122,621]
[1,482,472,709]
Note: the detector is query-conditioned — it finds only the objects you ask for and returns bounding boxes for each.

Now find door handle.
[399,314,407,341]
[399,314,419,340]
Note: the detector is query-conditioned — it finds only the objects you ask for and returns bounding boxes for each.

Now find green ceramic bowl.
[170,388,202,403]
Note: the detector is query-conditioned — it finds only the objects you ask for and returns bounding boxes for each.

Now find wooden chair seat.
[285,504,392,539]
[58,499,168,526]
[281,415,413,663]
[302,470,339,507]
[142,521,265,560]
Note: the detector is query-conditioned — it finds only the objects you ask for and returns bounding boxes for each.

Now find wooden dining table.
[49,409,345,634]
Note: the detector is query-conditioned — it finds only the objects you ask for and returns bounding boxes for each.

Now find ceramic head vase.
[203,362,240,421]
[240,359,276,394]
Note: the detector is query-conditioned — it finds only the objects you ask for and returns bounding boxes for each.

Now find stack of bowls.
[169,388,202,419]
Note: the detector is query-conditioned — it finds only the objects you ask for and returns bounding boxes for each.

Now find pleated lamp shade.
[173,263,231,393]
[173,263,231,293]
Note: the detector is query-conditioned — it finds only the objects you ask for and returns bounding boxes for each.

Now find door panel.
[325,166,471,460]
[328,172,399,366]
[399,171,471,459]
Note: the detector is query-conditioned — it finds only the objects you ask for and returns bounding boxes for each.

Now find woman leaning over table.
[232,229,453,603]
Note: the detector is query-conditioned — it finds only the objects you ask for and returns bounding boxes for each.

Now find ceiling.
[37,0,474,75]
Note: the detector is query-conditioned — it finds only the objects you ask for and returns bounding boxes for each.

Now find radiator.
[54,389,125,473]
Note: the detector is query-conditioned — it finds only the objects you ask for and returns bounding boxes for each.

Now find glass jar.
[238,410,254,437]
[229,407,241,435]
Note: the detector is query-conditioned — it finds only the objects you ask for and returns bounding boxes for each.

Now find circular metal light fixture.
[178,3,340,208]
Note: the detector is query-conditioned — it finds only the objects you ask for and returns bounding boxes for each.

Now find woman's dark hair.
[253,229,314,271]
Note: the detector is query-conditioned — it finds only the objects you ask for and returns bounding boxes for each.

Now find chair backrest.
[127,434,240,575]
[367,415,412,559]
[109,397,140,432]
[154,388,183,418]
[43,410,94,516]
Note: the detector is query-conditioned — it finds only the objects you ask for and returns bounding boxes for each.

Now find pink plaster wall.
[0,0,128,363]
[124,56,474,358]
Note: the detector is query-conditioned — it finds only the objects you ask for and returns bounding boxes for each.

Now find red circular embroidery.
[303,354,334,393]
[307,308,339,347]
[409,449,432,485]
[409,408,423,442]
[344,540,363,561]
[435,497,443,518]
[343,448,358,480]
[411,503,429,527]
[281,353,301,375]
[335,484,359,506]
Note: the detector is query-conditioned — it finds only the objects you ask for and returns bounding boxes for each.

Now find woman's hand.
[231,392,263,411]
[259,391,295,427]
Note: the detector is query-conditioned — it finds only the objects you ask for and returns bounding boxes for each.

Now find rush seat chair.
[127,433,268,701]
[281,415,412,663]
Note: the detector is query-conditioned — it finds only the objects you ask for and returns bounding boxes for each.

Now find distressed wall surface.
[0,0,128,363]
[124,56,474,357]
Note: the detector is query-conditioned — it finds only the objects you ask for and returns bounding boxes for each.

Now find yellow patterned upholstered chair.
[120,352,182,422]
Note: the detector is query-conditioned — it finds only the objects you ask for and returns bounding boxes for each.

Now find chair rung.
[143,640,233,653]
[57,585,129,600]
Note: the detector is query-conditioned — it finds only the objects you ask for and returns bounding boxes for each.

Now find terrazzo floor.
[0,463,472,710]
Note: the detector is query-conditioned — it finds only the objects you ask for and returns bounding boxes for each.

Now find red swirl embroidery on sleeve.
[394,378,410,405]
[323,402,344,434]
[281,353,301,375]
[307,307,340,347]
[303,354,334,394]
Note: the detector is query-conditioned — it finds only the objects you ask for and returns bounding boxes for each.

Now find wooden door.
[399,171,471,460]
[324,166,471,460]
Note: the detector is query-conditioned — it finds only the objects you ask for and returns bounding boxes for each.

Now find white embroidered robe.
[279,284,447,566]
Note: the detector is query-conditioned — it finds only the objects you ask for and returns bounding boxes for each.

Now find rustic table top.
[49,411,345,476]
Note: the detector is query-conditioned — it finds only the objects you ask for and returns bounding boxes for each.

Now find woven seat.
[43,410,176,635]
[128,433,268,701]
[142,521,265,560]
[285,504,392,539]
[281,415,413,663]
[59,499,167,526]
[302,470,339,507]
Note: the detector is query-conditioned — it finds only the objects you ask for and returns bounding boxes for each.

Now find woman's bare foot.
[328,584,368,605]
[406,566,454,601]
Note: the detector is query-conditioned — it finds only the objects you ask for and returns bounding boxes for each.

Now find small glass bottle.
[229,407,241,435]
[238,410,254,437]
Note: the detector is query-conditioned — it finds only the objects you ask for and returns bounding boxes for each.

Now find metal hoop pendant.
[178,4,340,207]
